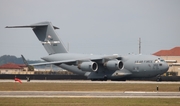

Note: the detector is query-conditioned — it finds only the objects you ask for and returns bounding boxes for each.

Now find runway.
[1,80,180,84]
[1,80,180,98]
[0,91,180,98]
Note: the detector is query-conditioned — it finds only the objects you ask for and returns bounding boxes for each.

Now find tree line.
[0,55,41,65]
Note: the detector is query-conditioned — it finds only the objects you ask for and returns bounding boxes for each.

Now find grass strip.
[0,82,180,92]
[0,98,180,106]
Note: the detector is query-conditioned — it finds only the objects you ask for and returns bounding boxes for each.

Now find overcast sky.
[0,0,180,60]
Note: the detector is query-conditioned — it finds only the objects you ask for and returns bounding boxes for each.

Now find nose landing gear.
[156,75,162,82]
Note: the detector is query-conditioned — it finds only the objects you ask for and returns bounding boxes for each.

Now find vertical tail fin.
[21,55,29,66]
[6,21,68,55]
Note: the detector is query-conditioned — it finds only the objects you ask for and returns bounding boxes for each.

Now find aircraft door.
[153,59,159,70]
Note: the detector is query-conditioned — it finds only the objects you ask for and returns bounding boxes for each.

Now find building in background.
[0,63,73,75]
[153,47,180,76]
[0,63,33,74]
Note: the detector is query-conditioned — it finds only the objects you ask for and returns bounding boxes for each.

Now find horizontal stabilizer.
[6,24,59,29]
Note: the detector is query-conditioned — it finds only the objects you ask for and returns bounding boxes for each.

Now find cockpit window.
[160,60,165,62]
[155,58,165,63]
[159,58,165,63]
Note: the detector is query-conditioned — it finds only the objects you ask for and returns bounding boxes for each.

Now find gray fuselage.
[42,53,169,80]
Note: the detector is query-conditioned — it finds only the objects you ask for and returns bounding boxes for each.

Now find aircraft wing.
[30,55,122,66]
[30,59,76,66]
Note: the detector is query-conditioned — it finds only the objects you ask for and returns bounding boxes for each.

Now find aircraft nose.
[164,63,169,72]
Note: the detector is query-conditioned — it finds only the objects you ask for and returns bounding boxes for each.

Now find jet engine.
[78,62,98,72]
[104,60,124,70]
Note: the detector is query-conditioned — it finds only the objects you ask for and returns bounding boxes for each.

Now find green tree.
[28,65,34,71]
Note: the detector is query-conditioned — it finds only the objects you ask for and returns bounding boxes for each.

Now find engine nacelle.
[104,60,124,70]
[78,62,98,72]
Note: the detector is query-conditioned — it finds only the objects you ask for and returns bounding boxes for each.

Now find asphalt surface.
[1,80,180,84]
[0,91,180,98]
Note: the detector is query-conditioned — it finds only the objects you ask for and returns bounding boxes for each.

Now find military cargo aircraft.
[6,22,169,81]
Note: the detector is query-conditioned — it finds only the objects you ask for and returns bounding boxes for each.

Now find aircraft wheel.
[103,79,107,81]
[111,79,126,81]
[91,79,96,81]
[156,77,162,82]
[91,79,107,81]
[103,77,107,81]
[156,75,162,82]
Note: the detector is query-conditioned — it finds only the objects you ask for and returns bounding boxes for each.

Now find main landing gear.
[91,76,108,81]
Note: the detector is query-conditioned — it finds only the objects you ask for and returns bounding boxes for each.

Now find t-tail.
[6,21,68,55]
